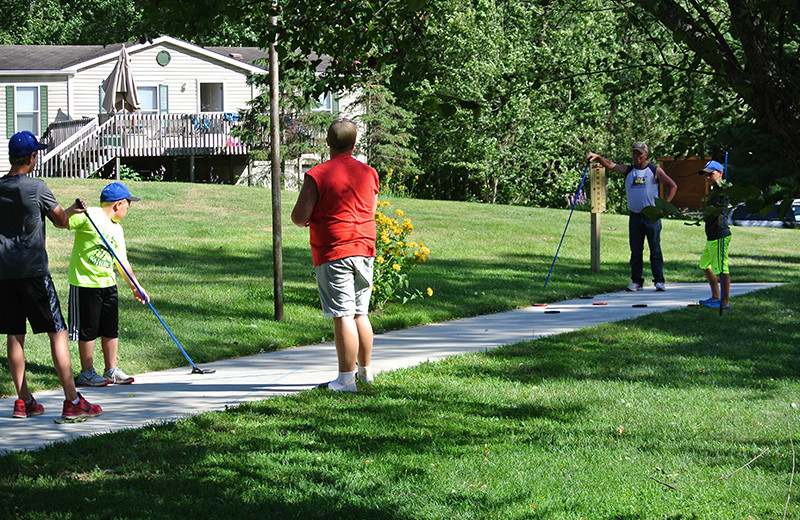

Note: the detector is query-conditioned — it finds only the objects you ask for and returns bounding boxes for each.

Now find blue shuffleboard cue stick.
[544,162,591,288]
[720,151,729,316]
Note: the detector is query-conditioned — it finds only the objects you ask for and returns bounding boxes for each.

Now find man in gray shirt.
[587,142,677,291]
[1,131,102,422]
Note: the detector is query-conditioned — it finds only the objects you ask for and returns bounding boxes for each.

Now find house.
[1,35,269,183]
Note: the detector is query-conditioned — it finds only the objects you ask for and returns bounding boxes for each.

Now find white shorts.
[314,256,374,318]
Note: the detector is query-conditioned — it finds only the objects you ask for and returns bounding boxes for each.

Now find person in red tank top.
[291,119,379,392]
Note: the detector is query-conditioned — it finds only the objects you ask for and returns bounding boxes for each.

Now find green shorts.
[699,236,731,275]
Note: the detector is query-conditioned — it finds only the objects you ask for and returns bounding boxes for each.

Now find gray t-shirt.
[0,174,59,279]
[625,164,660,213]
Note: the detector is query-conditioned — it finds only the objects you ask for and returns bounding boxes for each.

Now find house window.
[313,91,332,112]
[200,83,223,112]
[15,86,40,134]
[138,86,158,114]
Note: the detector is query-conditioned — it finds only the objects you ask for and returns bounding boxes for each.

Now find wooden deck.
[36,113,249,178]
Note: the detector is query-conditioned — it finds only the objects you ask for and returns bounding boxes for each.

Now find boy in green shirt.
[69,182,149,386]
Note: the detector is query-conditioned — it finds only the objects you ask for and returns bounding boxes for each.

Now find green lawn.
[1,180,798,519]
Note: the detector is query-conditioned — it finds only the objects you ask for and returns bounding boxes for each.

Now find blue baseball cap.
[8,131,48,158]
[100,182,141,203]
[700,160,724,174]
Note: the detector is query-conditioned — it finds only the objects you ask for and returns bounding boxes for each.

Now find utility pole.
[269,8,284,321]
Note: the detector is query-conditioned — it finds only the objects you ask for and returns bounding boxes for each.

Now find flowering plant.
[371,200,432,311]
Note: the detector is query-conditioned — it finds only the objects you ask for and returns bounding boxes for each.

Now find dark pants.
[628,212,664,285]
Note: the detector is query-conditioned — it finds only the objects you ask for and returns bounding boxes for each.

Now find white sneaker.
[625,283,643,292]
[357,366,374,383]
[654,282,666,291]
[104,366,135,385]
[316,380,356,393]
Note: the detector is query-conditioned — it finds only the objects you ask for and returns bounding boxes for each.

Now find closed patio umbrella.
[101,45,140,114]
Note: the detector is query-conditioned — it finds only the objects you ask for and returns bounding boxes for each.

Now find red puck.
[592,302,608,305]
[533,303,548,307]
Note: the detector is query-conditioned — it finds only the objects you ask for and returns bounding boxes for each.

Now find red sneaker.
[12,396,44,418]
[61,393,102,421]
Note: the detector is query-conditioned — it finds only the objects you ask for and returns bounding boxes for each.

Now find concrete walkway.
[0,282,778,453]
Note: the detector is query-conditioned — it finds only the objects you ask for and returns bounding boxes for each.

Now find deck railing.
[36,112,249,178]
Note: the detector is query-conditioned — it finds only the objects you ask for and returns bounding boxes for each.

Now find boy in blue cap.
[69,182,149,387]
[698,160,731,309]
[1,131,102,421]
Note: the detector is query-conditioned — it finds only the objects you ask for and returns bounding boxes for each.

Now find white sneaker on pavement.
[104,366,135,385]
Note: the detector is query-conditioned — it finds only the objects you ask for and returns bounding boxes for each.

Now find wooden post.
[269,10,284,321]
[590,164,606,273]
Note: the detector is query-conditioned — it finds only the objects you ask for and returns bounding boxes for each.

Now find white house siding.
[69,41,259,119]
[1,75,69,173]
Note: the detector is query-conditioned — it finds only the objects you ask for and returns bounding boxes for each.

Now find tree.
[351,77,421,191]
[623,0,799,198]
[0,0,143,45]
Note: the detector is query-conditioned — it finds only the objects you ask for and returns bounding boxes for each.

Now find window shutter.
[5,86,13,137]
[99,85,106,114]
[158,84,168,114]
[332,92,339,116]
[39,85,48,134]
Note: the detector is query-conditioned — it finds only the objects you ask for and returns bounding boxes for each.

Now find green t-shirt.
[68,207,128,288]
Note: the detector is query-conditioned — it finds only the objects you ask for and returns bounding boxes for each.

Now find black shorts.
[0,275,67,335]
[68,285,119,342]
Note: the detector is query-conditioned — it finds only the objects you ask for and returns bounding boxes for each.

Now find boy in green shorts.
[69,182,149,386]
[698,160,731,310]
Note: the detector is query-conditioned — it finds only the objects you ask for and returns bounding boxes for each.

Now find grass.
[0,180,799,519]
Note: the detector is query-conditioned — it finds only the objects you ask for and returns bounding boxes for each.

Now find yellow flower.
[381,235,391,244]
[376,256,384,264]
[426,287,433,297]
[421,246,430,255]
[396,209,404,217]
[392,264,401,271]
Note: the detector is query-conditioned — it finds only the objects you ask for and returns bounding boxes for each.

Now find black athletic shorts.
[0,275,67,335]
[68,285,119,342]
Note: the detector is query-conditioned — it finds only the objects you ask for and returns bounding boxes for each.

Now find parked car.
[728,199,800,228]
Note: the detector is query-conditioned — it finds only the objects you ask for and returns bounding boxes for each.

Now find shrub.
[371,201,432,311]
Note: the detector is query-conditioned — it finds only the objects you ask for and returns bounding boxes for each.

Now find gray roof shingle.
[0,39,267,72]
